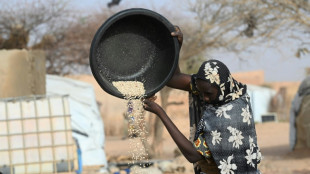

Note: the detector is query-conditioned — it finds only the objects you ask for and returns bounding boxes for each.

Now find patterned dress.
[189,60,262,174]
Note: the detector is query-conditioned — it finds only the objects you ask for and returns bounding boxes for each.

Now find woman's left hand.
[143,96,164,116]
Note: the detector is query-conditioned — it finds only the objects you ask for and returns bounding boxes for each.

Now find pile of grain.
[112,81,146,99]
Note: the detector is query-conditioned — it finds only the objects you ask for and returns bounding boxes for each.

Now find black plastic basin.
[89,8,179,99]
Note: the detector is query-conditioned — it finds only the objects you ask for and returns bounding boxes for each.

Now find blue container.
[76,148,82,174]
[74,138,83,174]
[124,168,130,174]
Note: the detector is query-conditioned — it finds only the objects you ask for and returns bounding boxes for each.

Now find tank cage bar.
[0,95,77,174]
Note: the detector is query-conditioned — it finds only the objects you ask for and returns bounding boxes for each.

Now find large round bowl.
[90,8,179,99]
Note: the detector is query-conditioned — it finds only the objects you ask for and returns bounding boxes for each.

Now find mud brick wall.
[0,49,46,98]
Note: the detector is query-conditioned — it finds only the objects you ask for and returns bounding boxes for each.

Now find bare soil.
[105,122,310,174]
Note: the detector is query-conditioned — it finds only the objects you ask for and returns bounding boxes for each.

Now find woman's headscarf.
[193,59,247,105]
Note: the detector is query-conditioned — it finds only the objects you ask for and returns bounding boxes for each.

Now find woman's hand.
[144,96,204,164]
[167,25,191,91]
[171,25,183,48]
[143,96,164,116]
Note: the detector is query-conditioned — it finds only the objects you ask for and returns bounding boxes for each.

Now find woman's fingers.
[171,25,183,47]
[143,99,152,110]
[143,104,150,111]
[174,25,181,33]
[149,95,157,102]
[143,99,150,106]
[171,31,182,37]
[171,26,180,36]
[143,98,158,113]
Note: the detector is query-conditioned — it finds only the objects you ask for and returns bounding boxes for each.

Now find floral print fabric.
[191,94,262,174]
[194,60,247,105]
[189,60,262,174]
[194,133,212,158]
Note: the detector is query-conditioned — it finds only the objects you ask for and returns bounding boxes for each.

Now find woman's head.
[194,59,246,105]
[195,79,219,104]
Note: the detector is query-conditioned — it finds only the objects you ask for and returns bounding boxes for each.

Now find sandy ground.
[66,75,309,174]
[105,122,310,174]
[255,122,310,174]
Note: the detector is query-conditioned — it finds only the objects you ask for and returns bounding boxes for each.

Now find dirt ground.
[105,122,310,174]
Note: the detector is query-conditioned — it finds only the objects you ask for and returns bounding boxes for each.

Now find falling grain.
[113,81,149,174]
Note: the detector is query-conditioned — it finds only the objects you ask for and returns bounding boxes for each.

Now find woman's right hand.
[171,26,183,48]
[168,25,191,91]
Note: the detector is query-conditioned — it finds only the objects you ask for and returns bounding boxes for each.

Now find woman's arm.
[167,26,191,91]
[144,97,204,163]
[166,65,191,91]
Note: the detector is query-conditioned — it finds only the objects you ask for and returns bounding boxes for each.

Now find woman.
[143,28,262,174]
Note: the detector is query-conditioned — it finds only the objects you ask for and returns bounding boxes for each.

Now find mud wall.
[0,49,46,98]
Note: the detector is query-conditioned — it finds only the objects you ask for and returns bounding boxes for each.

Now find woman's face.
[196,79,219,104]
